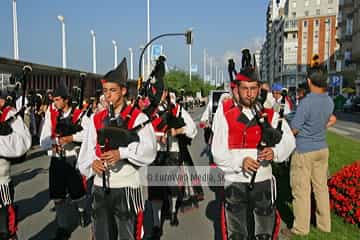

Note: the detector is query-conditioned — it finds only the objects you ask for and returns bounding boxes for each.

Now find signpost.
[191,64,198,73]
[151,44,163,61]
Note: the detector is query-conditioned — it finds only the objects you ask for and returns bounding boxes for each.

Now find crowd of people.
[0,51,338,240]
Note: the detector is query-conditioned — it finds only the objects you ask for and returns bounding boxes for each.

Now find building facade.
[0,57,101,97]
[261,0,339,89]
[353,0,360,95]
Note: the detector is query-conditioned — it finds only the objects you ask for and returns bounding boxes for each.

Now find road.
[329,112,360,141]
[12,107,220,240]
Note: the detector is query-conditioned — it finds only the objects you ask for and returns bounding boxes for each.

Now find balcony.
[284,19,298,32]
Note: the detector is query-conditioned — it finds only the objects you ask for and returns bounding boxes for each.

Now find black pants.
[92,186,136,240]
[224,180,276,240]
[49,156,85,200]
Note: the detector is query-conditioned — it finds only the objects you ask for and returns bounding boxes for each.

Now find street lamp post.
[203,49,207,83]
[129,48,134,79]
[215,63,218,86]
[57,15,66,68]
[294,46,298,89]
[140,45,145,79]
[12,0,19,60]
[325,19,331,73]
[90,30,97,73]
[112,40,118,68]
[147,0,151,78]
[189,43,192,82]
[209,57,213,85]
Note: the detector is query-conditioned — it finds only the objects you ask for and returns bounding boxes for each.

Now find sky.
[0,0,268,77]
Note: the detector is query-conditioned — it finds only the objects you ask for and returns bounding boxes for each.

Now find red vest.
[151,104,180,133]
[49,104,83,139]
[0,106,14,123]
[93,105,141,157]
[222,99,274,149]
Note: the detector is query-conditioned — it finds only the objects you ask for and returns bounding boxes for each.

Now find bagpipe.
[54,73,88,139]
[239,50,283,190]
[97,102,140,193]
[137,55,166,117]
[276,88,288,132]
[0,65,32,136]
[248,101,283,190]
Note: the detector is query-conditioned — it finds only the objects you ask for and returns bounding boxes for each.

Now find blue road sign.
[151,44,163,60]
[330,75,343,87]
[191,64,198,73]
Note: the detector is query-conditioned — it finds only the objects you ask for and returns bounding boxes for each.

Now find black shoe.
[151,226,162,240]
[170,212,179,226]
[79,210,86,227]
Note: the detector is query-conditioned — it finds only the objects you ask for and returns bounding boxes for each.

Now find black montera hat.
[101,58,128,86]
[53,82,69,98]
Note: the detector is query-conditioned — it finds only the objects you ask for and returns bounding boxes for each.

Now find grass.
[277,131,360,240]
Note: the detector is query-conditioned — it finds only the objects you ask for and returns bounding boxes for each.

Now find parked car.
[343,97,360,112]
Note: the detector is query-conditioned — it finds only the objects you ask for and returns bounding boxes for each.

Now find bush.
[328,161,360,226]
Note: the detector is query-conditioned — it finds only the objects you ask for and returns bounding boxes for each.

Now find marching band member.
[40,83,88,239]
[0,89,31,240]
[78,58,157,240]
[212,50,295,240]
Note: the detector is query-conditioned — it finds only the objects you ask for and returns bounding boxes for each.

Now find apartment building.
[261,0,339,89]
[353,0,360,95]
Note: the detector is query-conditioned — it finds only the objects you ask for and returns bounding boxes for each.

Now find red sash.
[0,106,14,122]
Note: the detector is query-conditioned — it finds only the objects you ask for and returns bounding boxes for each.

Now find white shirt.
[273,96,292,116]
[16,96,28,113]
[211,103,295,183]
[0,108,32,184]
[78,110,157,188]
[200,102,211,123]
[39,105,88,157]
[157,105,197,152]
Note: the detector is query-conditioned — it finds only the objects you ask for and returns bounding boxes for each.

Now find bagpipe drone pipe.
[0,65,32,136]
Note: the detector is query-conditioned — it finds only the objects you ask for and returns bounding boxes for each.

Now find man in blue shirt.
[283,60,334,238]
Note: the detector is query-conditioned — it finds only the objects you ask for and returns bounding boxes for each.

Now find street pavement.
[329,112,360,141]
[12,107,219,240]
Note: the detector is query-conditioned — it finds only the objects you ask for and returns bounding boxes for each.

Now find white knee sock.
[171,197,177,213]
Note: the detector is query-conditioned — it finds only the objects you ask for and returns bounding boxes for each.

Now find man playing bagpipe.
[39,82,89,239]
[211,49,296,240]
[149,90,203,232]
[0,89,32,239]
[77,58,157,240]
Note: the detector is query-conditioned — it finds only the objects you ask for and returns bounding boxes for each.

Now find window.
[314,31,319,38]
[346,17,353,35]
[316,9,321,15]
[293,33,297,38]
[304,20,308,27]
[292,12,296,17]
[292,1,297,8]
[305,10,309,16]
[315,19,320,26]
[317,0,321,5]
[305,0,310,7]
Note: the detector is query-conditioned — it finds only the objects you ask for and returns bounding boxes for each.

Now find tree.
[164,70,217,97]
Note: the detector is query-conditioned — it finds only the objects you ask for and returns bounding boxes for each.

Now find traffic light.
[185,30,193,45]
